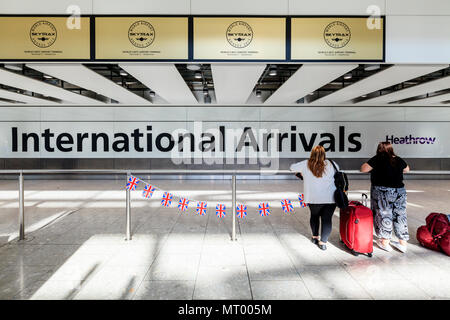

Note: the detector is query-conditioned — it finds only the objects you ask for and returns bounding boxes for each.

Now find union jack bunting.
[236,204,247,219]
[161,192,173,207]
[142,184,156,199]
[216,204,226,218]
[281,199,294,213]
[298,193,307,208]
[196,201,207,216]
[125,175,140,190]
[258,202,270,216]
[178,198,190,212]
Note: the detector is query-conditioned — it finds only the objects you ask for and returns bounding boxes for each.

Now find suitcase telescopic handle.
[362,193,368,207]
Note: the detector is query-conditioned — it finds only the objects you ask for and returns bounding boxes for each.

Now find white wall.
[387,16,450,64]
[1,106,449,159]
[288,0,385,15]
[0,0,93,14]
[386,0,450,15]
[1,0,450,63]
[3,0,450,16]
[93,0,190,15]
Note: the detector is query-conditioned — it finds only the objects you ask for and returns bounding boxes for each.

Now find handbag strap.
[329,159,339,173]
[430,215,447,239]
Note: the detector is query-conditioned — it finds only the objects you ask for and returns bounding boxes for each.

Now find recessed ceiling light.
[43,74,52,79]
[4,64,23,71]
[308,92,314,96]
[361,94,367,98]
[120,70,127,76]
[344,73,352,80]
[194,71,202,79]
[268,67,277,76]
[364,64,381,71]
[149,91,156,97]
[187,64,201,71]
[255,90,262,98]
[203,88,209,96]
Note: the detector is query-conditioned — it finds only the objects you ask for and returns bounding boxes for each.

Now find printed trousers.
[371,186,409,241]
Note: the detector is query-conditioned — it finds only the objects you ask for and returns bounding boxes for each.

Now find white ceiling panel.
[310,64,448,105]
[357,73,450,105]
[27,63,149,104]
[119,63,197,104]
[0,88,59,105]
[0,68,101,104]
[264,64,358,105]
[212,64,266,104]
[402,92,450,106]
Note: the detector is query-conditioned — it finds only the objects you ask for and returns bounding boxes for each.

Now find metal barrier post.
[126,172,132,241]
[18,171,25,241]
[231,175,236,241]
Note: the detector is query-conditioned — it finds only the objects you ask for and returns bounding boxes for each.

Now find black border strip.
[0,14,385,63]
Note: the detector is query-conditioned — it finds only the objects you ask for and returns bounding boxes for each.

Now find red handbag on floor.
[417,213,450,256]
[440,232,450,256]
[416,225,441,252]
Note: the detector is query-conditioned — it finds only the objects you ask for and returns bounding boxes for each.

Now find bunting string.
[126,175,308,218]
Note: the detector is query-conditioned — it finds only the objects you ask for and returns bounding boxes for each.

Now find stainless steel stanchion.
[19,171,25,241]
[126,172,132,241]
[231,175,236,241]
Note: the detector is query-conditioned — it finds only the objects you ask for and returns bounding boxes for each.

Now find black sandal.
[311,237,319,245]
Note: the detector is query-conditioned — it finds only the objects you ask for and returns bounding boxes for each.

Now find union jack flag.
[281,199,294,213]
[196,201,207,216]
[125,175,140,190]
[258,202,270,216]
[142,184,156,199]
[161,192,173,207]
[216,204,226,218]
[178,198,190,212]
[298,193,307,207]
[236,204,247,219]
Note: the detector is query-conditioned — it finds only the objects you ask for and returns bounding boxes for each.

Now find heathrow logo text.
[386,135,437,145]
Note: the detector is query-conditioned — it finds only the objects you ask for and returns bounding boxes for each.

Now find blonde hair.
[307,145,327,178]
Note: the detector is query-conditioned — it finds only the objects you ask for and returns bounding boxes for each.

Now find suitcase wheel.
[367,253,373,258]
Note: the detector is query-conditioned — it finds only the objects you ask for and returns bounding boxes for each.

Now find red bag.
[416,225,441,252]
[425,213,448,237]
[440,232,450,256]
[417,213,450,256]
[340,194,373,257]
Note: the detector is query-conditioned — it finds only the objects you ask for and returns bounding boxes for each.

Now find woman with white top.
[290,145,338,250]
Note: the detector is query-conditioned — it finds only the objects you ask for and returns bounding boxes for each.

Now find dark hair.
[376,142,397,166]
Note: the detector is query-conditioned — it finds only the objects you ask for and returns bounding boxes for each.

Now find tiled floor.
[0,179,449,300]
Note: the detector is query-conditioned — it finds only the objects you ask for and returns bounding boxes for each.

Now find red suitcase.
[340,194,374,257]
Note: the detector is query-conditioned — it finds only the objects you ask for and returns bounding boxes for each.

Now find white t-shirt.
[290,160,338,204]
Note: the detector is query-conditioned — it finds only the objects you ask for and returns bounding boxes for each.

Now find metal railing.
[0,169,449,242]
